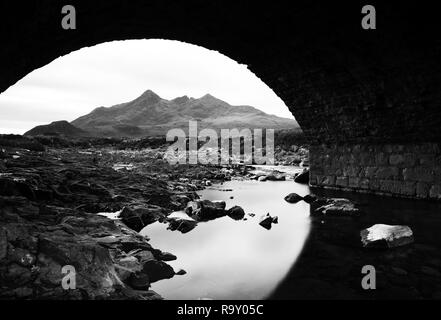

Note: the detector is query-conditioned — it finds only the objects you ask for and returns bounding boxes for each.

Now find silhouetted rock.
[284,193,304,203]
[227,206,245,220]
[259,213,275,230]
[176,269,187,276]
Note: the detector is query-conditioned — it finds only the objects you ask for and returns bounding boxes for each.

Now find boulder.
[314,198,360,216]
[185,200,226,221]
[167,218,198,234]
[259,213,274,230]
[360,224,414,248]
[120,204,165,232]
[176,269,187,276]
[115,256,142,281]
[294,169,309,184]
[227,206,245,220]
[284,193,304,203]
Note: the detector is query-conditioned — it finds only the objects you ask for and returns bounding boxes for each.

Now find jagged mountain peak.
[64,90,300,137]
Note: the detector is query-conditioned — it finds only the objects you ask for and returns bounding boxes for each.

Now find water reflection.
[141,179,311,300]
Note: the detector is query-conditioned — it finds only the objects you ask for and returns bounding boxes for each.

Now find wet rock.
[133,250,155,264]
[259,213,275,230]
[294,169,309,184]
[303,194,318,204]
[120,204,165,232]
[157,251,177,261]
[0,178,36,200]
[167,218,198,234]
[176,269,187,276]
[227,206,245,220]
[360,224,414,248]
[142,260,175,283]
[284,193,303,203]
[185,200,226,221]
[314,198,360,216]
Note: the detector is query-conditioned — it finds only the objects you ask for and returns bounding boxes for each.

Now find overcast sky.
[0,39,294,134]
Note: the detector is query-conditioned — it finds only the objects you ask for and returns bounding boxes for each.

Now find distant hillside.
[70,90,300,137]
[24,120,89,137]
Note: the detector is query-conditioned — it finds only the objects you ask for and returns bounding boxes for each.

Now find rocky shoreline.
[0,144,250,299]
[0,134,313,300]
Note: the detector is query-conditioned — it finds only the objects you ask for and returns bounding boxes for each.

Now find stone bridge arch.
[1,1,440,199]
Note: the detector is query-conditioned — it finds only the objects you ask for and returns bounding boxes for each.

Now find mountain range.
[25,90,299,138]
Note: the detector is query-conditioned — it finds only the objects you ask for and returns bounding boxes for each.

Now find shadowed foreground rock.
[0,145,239,299]
[185,200,227,221]
[284,193,304,204]
[294,169,309,184]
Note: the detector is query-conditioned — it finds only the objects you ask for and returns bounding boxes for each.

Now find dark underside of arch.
[1,0,441,198]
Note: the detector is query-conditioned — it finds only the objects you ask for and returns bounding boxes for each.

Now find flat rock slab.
[314,198,360,216]
[294,169,309,184]
[360,224,414,248]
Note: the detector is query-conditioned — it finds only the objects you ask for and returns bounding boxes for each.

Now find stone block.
[376,167,399,179]
[429,185,441,199]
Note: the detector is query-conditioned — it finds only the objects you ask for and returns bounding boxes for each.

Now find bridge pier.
[310,143,441,199]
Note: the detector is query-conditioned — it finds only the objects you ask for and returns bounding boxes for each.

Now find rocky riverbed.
[0,144,255,299]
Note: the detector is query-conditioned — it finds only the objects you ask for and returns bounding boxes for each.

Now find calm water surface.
[141,167,311,300]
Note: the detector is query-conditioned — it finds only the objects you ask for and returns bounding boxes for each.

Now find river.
[141,166,312,300]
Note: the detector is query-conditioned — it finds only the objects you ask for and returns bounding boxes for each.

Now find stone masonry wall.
[310,143,441,200]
